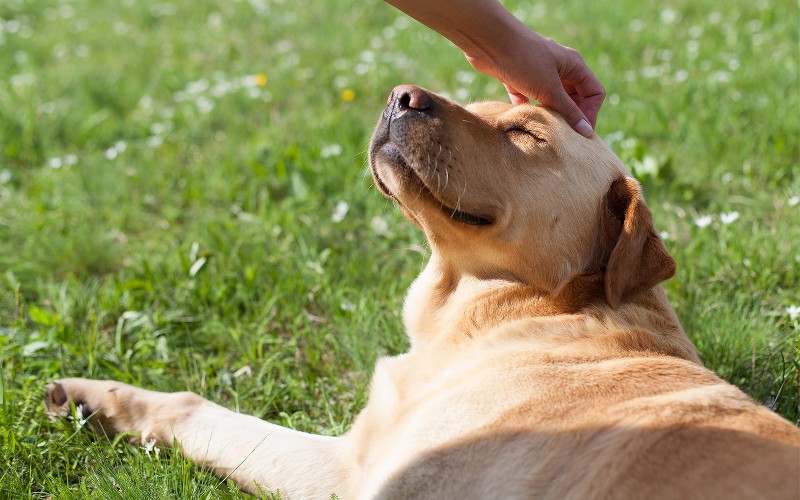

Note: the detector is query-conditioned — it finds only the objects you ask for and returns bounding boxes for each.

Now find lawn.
[1,0,798,497]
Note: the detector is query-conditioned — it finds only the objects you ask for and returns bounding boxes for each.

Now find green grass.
[1,0,798,497]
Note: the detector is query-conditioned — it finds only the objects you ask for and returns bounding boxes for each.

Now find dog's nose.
[388,85,433,113]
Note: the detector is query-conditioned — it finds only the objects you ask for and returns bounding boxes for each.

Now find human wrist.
[458,13,539,75]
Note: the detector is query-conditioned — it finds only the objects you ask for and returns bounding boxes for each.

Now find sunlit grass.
[1,0,798,497]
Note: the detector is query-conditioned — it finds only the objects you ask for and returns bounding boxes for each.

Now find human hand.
[384,0,605,137]
[464,29,604,137]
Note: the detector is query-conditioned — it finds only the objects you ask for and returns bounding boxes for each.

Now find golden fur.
[46,85,800,499]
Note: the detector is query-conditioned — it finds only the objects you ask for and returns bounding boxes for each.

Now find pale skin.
[385,0,605,137]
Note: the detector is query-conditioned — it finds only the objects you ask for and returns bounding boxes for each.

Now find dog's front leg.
[45,378,352,498]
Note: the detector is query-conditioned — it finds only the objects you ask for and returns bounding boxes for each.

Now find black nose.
[388,85,433,113]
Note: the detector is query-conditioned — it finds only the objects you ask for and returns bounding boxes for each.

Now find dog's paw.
[44,378,142,438]
[45,378,206,444]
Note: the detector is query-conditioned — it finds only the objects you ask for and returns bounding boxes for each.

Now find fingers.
[564,74,604,130]
[543,89,594,137]
[576,90,604,130]
[558,48,605,129]
[509,79,596,137]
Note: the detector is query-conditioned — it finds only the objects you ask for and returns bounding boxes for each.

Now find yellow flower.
[341,89,355,102]
[255,74,267,86]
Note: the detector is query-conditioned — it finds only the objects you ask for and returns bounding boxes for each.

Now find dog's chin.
[369,142,404,198]
[370,142,493,227]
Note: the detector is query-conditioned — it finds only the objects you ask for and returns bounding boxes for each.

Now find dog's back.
[368,338,799,499]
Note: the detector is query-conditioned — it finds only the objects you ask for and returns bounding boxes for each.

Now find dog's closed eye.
[505,126,547,144]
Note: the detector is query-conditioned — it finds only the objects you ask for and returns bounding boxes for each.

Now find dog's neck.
[402,255,700,363]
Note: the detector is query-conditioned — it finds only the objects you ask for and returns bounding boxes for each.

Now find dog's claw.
[47,381,67,406]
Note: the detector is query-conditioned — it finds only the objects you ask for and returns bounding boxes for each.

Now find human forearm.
[385,0,531,62]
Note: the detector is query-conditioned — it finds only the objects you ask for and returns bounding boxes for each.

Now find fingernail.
[575,119,593,137]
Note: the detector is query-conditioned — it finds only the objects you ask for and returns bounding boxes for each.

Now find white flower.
[359,50,375,63]
[185,79,209,95]
[48,157,63,169]
[786,305,800,320]
[370,216,389,235]
[11,73,36,89]
[333,75,349,89]
[320,143,342,158]
[331,200,349,223]
[393,16,410,30]
[75,404,87,429]
[195,96,214,114]
[106,141,127,159]
[660,8,678,23]
[694,215,713,228]
[207,12,223,28]
[150,122,170,135]
[138,95,155,114]
[789,195,799,207]
[636,156,659,175]
[142,438,160,458]
[382,26,396,39]
[455,71,475,84]
[211,80,234,96]
[720,211,739,224]
[0,170,11,183]
[642,65,666,79]
[354,63,370,75]
[4,20,21,33]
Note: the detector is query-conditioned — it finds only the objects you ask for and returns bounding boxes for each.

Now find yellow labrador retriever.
[46,86,800,499]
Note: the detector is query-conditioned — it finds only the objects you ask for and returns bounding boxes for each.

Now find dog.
[46,85,800,499]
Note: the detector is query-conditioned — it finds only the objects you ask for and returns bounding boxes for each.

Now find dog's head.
[368,85,674,309]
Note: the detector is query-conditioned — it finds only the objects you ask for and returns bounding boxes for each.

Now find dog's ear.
[600,177,675,309]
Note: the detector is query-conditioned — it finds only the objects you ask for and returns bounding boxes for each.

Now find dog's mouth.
[371,142,493,226]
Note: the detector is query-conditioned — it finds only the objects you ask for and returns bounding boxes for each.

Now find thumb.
[503,83,529,105]
[541,89,594,137]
